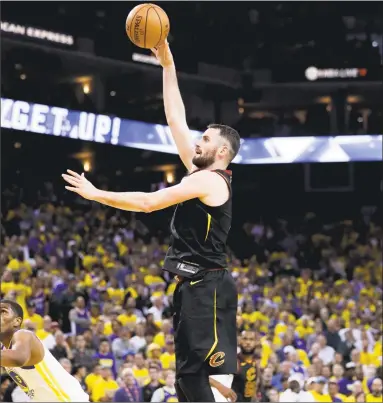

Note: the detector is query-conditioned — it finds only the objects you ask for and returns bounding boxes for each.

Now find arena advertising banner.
[273,64,382,83]
[1,98,382,164]
[304,66,369,81]
[0,20,74,46]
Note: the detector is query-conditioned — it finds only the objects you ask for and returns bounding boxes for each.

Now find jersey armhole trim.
[213,171,232,198]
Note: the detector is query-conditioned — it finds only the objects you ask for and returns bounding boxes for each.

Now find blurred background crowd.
[1,185,382,402]
[1,1,382,403]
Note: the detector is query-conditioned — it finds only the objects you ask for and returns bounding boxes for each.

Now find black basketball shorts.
[173,269,238,377]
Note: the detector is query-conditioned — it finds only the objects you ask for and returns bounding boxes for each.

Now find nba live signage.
[273,64,381,83]
[305,66,369,81]
[1,98,382,164]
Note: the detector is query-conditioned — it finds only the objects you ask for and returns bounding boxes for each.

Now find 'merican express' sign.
[1,21,74,46]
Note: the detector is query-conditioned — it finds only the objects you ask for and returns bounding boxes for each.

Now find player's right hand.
[62,170,99,201]
[151,40,174,68]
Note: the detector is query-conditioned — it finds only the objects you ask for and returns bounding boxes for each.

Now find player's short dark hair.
[0,299,24,322]
[207,123,241,162]
[241,329,257,336]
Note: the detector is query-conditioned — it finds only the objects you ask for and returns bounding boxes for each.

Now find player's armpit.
[0,330,33,367]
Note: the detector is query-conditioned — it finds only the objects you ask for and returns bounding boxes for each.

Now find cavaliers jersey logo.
[243,364,257,398]
[246,367,256,382]
[209,352,225,368]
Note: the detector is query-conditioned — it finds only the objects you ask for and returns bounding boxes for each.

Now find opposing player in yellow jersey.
[0,299,89,402]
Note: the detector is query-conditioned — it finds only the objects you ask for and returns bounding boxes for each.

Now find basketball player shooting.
[62,40,240,402]
[0,300,89,402]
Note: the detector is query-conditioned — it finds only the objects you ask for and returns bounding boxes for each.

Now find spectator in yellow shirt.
[366,378,383,402]
[7,251,32,281]
[1,271,32,316]
[147,343,162,364]
[153,319,172,349]
[160,335,176,370]
[90,304,101,326]
[144,264,166,288]
[117,298,139,327]
[297,269,313,295]
[132,352,150,386]
[91,367,119,402]
[328,377,348,402]
[310,377,332,402]
[360,338,380,367]
[372,331,382,356]
[274,311,290,336]
[25,300,44,329]
[85,364,102,396]
[295,315,314,339]
[241,301,258,326]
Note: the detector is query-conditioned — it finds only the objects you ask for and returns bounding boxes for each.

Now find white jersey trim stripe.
[35,361,70,402]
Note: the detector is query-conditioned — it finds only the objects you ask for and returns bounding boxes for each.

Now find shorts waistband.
[206,267,226,272]
[175,268,226,283]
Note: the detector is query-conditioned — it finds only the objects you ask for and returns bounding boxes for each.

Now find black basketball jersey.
[232,356,259,402]
[163,169,232,276]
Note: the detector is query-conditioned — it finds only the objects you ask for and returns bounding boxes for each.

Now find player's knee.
[175,379,188,402]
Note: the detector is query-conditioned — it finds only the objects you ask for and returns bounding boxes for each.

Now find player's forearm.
[93,189,152,213]
[163,64,186,125]
[209,377,223,389]
[163,65,194,169]
[0,349,29,367]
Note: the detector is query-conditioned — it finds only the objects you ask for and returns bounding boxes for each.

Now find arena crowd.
[1,190,382,402]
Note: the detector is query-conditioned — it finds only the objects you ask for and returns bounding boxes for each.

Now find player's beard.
[240,346,256,356]
[0,326,13,339]
[192,149,217,169]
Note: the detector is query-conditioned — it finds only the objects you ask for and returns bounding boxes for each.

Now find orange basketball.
[126,4,170,49]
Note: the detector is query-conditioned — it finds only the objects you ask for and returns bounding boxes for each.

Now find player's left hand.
[216,384,237,402]
[62,170,99,200]
[151,39,174,67]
